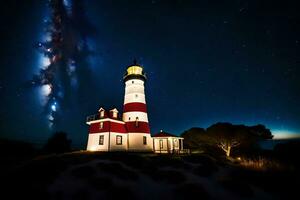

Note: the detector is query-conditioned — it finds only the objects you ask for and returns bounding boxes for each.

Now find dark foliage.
[181,127,206,149]
[228,167,300,199]
[2,154,70,199]
[181,123,273,157]
[274,139,300,166]
[0,139,37,172]
[0,139,36,158]
[248,124,273,139]
[43,131,72,154]
[182,154,215,164]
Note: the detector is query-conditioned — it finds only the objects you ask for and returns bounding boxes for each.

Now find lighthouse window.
[116,135,122,145]
[135,94,138,98]
[132,81,134,84]
[99,135,104,145]
[143,136,147,145]
[135,117,139,127]
[99,122,103,129]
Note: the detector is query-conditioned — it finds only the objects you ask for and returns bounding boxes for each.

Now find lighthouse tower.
[123,61,153,151]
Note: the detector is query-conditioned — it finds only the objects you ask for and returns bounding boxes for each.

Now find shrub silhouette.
[43,131,72,154]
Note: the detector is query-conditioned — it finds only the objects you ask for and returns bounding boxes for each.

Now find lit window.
[99,135,104,145]
[113,111,117,118]
[143,136,147,145]
[159,139,163,148]
[127,66,143,75]
[99,122,103,129]
[116,135,122,145]
[135,117,139,127]
[100,110,104,118]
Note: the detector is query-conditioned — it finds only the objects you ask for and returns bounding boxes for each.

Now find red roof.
[152,131,177,137]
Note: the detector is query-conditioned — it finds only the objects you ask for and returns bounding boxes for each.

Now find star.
[239,7,245,12]
[276,116,281,120]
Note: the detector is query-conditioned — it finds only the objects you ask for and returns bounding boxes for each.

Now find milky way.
[31,0,95,129]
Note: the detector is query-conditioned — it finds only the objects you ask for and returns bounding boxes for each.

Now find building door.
[179,139,182,150]
[159,139,163,153]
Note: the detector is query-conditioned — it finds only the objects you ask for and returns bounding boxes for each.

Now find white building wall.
[153,137,183,153]
[127,133,153,152]
[153,138,168,153]
[109,133,128,151]
[87,132,128,152]
[122,112,148,122]
[125,84,145,94]
[124,93,146,104]
[86,132,109,151]
[125,79,144,87]
[124,79,146,104]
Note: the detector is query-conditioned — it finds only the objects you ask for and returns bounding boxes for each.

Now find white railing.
[86,114,100,122]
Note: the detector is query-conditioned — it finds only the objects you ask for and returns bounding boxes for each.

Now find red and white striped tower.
[123,60,153,151]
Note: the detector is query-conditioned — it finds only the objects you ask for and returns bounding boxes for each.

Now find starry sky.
[0,0,299,147]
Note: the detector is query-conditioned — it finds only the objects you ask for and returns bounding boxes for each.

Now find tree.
[181,127,206,149]
[181,123,274,157]
[204,123,240,157]
[43,131,72,154]
[201,123,264,157]
[249,124,273,139]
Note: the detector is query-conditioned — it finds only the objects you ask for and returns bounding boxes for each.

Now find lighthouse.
[123,60,153,151]
[85,60,183,152]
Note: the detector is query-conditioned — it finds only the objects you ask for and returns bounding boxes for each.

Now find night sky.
[0,0,299,147]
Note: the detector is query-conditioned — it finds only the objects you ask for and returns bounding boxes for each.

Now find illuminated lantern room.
[123,60,146,82]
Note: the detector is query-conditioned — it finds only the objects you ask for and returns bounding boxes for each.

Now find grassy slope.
[1,151,299,200]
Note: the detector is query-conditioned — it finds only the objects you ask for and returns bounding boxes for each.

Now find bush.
[43,132,72,154]
[239,157,283,171]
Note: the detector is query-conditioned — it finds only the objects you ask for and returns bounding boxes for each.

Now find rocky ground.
[1,151,299,200]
